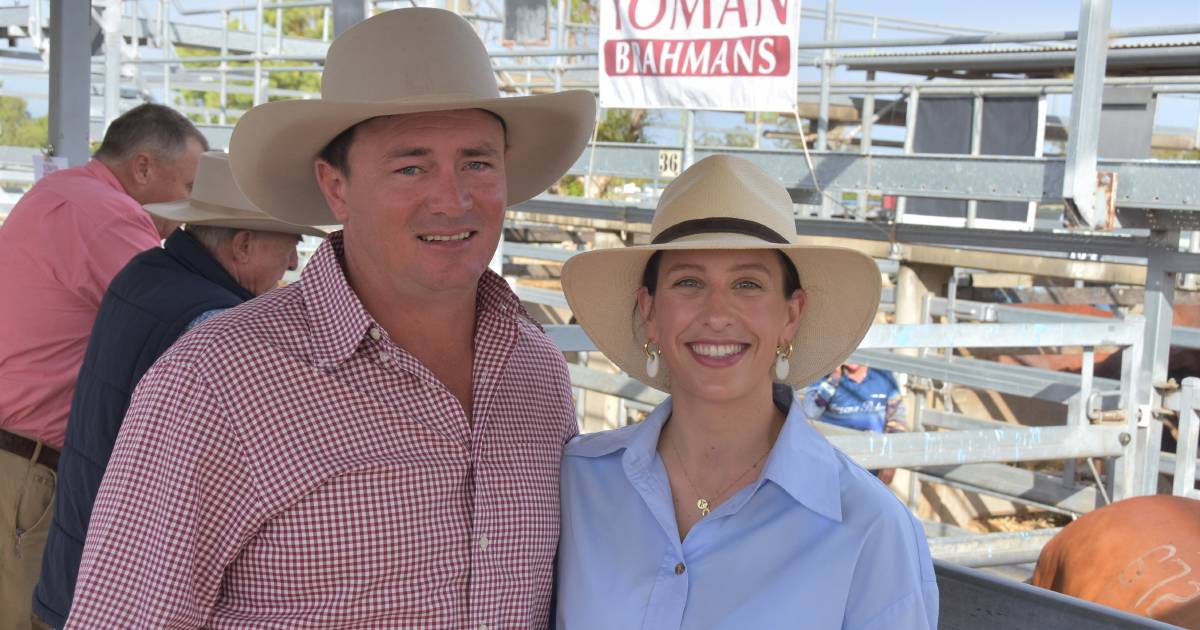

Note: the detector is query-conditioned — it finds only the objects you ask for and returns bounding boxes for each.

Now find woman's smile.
[686,341,750,367]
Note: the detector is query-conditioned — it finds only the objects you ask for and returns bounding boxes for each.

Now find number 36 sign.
[657,149,682,178]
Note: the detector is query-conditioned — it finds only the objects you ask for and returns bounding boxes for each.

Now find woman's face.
[637,249,805,405]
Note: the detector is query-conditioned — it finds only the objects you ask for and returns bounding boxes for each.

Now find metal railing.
[935,560,1180,629]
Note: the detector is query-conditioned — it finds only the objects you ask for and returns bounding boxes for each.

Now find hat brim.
[229,90,596,227]
[145,199,328,238]
[561,237,882,392]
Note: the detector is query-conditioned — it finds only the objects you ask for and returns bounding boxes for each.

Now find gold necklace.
[669,438,770,517]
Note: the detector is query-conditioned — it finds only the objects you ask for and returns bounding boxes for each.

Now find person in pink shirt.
[0,103,206,630]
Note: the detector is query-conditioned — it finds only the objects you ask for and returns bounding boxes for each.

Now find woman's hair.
[640,250,802,296]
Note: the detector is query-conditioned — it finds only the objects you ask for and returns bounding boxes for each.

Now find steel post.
[274,3,283,53]
[220,9,229,125]
[966,95,983,227]
[894,264,951,357]
[897,87,919,221]
[254,0,265,106]
[858,70,876,219]
[160,0,170,103]
[1062,0,1112,227]
[683,110,695,169]
[1172,378,1200,496]
[47,0,91,165]
[332,0,367,37]
[1131,229,1179,495]
[816,0,837,151]
[555,0,566,92]
[103,0,124,130]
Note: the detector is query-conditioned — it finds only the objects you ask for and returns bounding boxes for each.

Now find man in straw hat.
[32,152,322,629]
[66,8,594,628]
[556,155,936,627]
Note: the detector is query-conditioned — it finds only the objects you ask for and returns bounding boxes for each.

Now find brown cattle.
[1032,495,1200,628]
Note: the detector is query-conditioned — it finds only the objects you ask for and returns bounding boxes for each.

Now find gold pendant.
[696,498,710,516]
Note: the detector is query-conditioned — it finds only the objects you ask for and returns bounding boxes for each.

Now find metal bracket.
[1137,404,1153,428]
[1098,171,1118,230]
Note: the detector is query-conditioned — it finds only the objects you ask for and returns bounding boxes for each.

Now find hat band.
[188,198,258,218]
[651,217,788,245]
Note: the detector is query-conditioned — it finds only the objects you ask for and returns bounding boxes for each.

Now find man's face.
[315,109,508,301]
[137,137,204,206]
[238,231,302,295]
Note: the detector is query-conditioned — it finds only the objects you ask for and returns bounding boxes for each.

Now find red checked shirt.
[67,232,578,629]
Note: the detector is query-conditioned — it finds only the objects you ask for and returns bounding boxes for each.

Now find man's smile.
[417,230,476,242]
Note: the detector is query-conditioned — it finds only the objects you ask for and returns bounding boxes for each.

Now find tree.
[551,108,651,197]
[177,6,324,123]
[0,94,49,148]
[596,108,647,142]
[1152,148,1200,160]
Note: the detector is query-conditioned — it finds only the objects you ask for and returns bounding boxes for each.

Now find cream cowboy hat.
[228,7,596,227]
[146,151,327,238]
[560,155,882,391]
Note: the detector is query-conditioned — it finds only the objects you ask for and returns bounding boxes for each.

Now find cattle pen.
[2,0,1199,627]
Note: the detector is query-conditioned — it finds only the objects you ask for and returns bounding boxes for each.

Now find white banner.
[599,0,801,112]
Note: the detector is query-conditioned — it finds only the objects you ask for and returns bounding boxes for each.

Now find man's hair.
[317,110,509,178]
[317,122,360,178]
[185,224,240,254]
[93,103,209,163]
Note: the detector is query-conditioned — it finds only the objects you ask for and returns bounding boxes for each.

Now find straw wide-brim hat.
[146,151,327,238]
[561,155,882,391]
[228,7,596,227]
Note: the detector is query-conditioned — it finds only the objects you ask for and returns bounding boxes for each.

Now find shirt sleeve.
[65,356,263,629]
[68,200,161,307]
[841,503,939,630]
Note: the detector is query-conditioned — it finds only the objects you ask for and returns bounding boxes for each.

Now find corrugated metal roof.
[838,40,1200,60]
[839,41,1200,77]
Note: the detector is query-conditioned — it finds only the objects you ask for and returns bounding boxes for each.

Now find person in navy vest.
[31,151,324,629]
[803,362,908,484]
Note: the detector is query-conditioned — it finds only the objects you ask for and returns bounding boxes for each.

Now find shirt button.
[377,350,389,363]
[674,562,686,575]
[368,326,382,340]
[478,535,490,550]
[480,625,489,630]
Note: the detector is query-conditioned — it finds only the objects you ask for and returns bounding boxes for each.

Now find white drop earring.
[774,341,793,381]
[644,341,661,378]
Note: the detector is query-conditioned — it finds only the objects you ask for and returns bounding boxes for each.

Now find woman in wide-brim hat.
[555,155,938,629]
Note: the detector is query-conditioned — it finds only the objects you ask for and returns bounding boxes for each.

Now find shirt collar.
[301,231,531,370]
[85,159,127,195]
[761,385,844,523]
[165,229,255,301]
[302,232,378,369]
[570,385,844,523]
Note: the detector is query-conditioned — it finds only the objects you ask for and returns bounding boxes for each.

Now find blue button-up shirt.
[557,387,938,630]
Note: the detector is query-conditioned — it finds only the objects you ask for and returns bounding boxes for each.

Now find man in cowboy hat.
[66,8,594,628]
[31,151,323,629]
